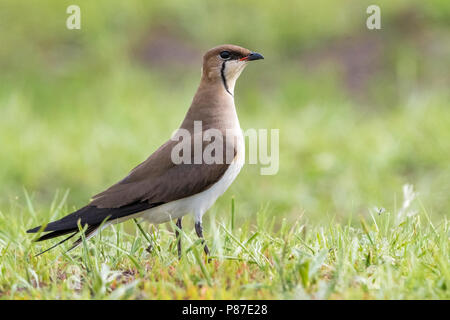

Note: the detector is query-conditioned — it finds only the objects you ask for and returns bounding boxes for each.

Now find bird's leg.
[175,218,182,259]
[195,221,210,256]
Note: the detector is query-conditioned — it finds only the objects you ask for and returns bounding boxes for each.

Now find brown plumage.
[27,44,263,256]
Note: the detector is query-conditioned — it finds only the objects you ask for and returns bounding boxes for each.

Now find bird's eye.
[219,51,231,60]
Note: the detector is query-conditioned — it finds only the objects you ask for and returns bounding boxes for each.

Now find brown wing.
[90,133,236,208]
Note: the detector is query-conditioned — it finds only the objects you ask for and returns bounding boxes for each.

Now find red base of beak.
[240,52,264,61]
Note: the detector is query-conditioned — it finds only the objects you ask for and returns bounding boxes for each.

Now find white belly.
[139,133,244,224]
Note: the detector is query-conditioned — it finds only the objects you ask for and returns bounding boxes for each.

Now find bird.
[27,44,264,258]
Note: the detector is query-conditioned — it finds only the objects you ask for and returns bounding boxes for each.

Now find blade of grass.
[191,245,212,286]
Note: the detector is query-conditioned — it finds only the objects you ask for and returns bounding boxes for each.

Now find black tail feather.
[34,232,78,257]
[28,200,161,257]
[27,201,155,234]
[36,228,77,241]
[67,224,100,252]
[34,224,101,256]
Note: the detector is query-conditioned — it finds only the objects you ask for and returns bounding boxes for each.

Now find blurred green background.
[0,0,449,225]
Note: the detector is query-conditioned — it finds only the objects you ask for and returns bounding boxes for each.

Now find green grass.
[0,0,449,299]
[0,187,448,299]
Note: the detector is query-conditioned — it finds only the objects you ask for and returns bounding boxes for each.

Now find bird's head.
[201,44,264,95]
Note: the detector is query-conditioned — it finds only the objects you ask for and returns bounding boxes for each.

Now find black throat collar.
[220,62,233,97]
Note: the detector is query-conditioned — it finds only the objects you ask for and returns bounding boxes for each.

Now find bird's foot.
[176,218,182,260]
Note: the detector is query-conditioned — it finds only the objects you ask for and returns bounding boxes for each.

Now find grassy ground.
[0,188,448,299]
[0,1,449,299]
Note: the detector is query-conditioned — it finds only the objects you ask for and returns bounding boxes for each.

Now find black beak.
[246,52,264,61]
